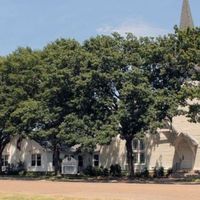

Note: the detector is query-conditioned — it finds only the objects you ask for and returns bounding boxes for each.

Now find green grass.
[0,193,121,200]
[0,194,84,200]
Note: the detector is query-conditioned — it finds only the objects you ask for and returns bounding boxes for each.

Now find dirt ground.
[0,180,199,200]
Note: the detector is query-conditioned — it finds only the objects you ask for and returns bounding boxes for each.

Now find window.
[31,154,36,166]
[133,139,138,150]
[37,154,41,166]
[78,155,83,167]
[132,139,146,164]
[133,153,138,164]
[2,155,9,166]
[93,154,99,167]
[140,153,145,164]
[31,154,42,167]
[140,140,145,151]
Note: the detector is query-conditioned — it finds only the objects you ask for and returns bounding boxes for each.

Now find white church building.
[1,0,200,175]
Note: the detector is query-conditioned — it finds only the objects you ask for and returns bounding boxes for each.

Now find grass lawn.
[0,194,84,200]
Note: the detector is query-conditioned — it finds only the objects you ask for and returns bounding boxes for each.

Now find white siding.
[3,113,200,173]
[99,135,127,170]
[3,136,54,172]
[146,132,175,170]
[173,115,200,170]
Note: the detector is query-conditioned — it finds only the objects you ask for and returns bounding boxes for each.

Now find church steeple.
[180,0,194,30]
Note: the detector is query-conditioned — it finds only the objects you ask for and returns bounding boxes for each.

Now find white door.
[180,141,194,169]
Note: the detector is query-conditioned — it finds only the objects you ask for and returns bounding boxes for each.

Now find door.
[174,139,194,170]
[179,141,194,169]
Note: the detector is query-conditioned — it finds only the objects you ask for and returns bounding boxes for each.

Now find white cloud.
[97,20,170,37]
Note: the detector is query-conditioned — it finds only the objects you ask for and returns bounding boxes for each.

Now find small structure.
[61,155,78,175]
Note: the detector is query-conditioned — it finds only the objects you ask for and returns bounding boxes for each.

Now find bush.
[153,166,165,178]
[110,164,122,177]
[166,168,173,177]
[134,172,142,178]
[83,165,109,177]
[102,168,109,177]
[96,166,103,176]
[3,162,25,175]
[153,167,157,178]
[141,167,149,178]
[83,165,96,176]
[24,171,51,177]
[157,167,164,177]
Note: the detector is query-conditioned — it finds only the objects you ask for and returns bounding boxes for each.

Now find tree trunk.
[53,145,61,176]
[126,138,134,177]
[0,150,3,174]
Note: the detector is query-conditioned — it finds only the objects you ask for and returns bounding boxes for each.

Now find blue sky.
[0,0,199,55]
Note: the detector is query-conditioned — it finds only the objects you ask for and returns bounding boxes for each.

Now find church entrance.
[173,138,196,171]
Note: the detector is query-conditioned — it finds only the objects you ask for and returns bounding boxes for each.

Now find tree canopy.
[0,28,199,174]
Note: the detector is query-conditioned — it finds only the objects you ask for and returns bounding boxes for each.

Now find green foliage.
[83,165,121,177]
[0,28,199,175]
[166,168,173,177]
[82,165,108,177]
[141,167,150,178]
[110,164,122,177]
[102,167,109,176]
[0,48,42,172]
[83,165,96,176]
[153,166,165,178]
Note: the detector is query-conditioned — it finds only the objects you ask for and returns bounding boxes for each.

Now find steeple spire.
[180,0,194,30]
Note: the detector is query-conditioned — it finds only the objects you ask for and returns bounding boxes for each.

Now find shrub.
[24,171,52,177]
[153,166,165,178]
[134,172,142,178]
[83,165,109,177]
[153,167,157,178]
[102,168,109,176]
[141,167,149,178]
[3,162,25,175]
[96,166,103,176]
[157,167,164,177]
[166,168,173,177]
[110,164,122,177]
[83,165,96,176]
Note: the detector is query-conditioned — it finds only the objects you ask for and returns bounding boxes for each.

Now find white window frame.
[93,154,99,167]
[132,139,146,165]
[31,154,42,167]
[2,154,9,167]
